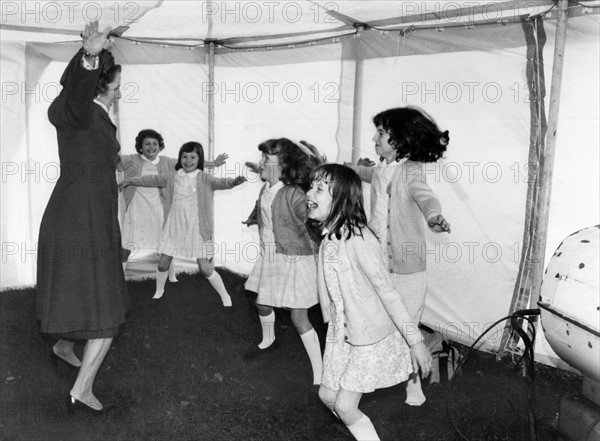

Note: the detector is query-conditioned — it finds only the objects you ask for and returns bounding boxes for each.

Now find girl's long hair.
[309,164,371,241]
[175,141,204,171]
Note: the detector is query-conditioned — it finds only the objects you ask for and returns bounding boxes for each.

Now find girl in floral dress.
[306,163,432,441]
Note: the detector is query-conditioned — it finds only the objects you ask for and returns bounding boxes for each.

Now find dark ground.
[0,269,582,441]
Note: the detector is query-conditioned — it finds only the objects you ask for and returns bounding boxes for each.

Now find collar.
[93,99,109,114]
[264,180,285,193]
[141,154,160,165]
[177,168,200,178]
[379,157,403,168]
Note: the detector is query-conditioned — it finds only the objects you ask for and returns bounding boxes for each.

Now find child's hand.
[357,157,376,167]
[245,162,260,174]
[241,218,257,227]
[213,153,229,167]
[118,180,130,191]
[428,214,451,234]
[232,176,247,186]
[410,341,433,379]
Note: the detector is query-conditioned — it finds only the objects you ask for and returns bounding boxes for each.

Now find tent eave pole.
[530,0,569,303]
[208,42,215,161]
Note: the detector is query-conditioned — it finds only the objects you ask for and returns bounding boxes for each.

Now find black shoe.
[51,350,80,371]
[121,247,131,263]
[66,395,115,416]
[242,340,280,361]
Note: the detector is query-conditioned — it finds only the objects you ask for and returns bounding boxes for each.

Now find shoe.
[66,395,115,416]
[242,340,280,361]
[121,247,131,263]
[51,350,80,371]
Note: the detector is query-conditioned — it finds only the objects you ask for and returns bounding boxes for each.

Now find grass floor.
[0,269,582,441]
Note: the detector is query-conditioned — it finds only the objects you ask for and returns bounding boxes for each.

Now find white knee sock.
[206,271,232,307]
[258,311,276,349]
[154,270,169,299]
[300,328,323,385]
[405,373,426,406]
[168,262,178,283]
[347,414,380,441]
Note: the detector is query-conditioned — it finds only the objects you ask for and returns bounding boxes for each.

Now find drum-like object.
[538,225,599,381]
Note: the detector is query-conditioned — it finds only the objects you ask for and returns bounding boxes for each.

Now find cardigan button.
[344,336,348,341]
[344,323,347,327]
[389,269,393,273]
[387,242,391,245]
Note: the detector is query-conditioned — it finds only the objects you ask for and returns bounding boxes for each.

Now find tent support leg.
[498,0,570,359]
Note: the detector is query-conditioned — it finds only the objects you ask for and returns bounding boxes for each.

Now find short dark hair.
[135,129,165,154]
[95,64,121,97]
[176,141,205,171]
[373,106,449,163]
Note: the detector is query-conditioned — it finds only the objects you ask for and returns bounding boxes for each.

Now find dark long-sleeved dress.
[36,49,129,339]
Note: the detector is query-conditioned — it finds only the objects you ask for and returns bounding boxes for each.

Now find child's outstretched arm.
[207,174,246,190]
[406,166,450,233]
[118,173,168,191]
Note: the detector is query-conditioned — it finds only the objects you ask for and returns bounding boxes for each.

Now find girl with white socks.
[120,141,245,305]
[347,107,451,407]
[244,138,323,386]
[306,164,432,441]
[119,129,227,283]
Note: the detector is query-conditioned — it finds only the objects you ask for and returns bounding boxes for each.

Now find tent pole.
[498,0,569,358]
[351,43,363,163]
[530,0,569,306]
[498,18,548,357]
[208,42,215,161]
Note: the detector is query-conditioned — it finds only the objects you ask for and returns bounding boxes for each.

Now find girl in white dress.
[120,129,227,281]
[306,163,432,441]
[120,141,245,305]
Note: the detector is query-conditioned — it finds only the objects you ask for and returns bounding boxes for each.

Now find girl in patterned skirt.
[244,138,323,386]
[306,163,432,441]
[120,141,245,305]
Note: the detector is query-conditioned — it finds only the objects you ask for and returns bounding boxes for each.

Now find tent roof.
[2,0,596,50]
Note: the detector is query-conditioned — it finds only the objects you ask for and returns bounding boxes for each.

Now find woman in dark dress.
[36,21,129,414]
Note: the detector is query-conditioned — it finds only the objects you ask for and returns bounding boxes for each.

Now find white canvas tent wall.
[1,1,599,371]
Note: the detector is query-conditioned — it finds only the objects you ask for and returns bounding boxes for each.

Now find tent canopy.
[1,1,599,370]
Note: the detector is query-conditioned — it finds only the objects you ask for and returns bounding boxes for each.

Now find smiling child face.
[181,151,200,173]
[306,176,333,224]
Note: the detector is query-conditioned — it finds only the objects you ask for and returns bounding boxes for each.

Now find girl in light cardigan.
[120,141,245,305]
[306,163,432,441]
[244,138,323,386]
[119,129,226,281]
[347,106,451,406]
